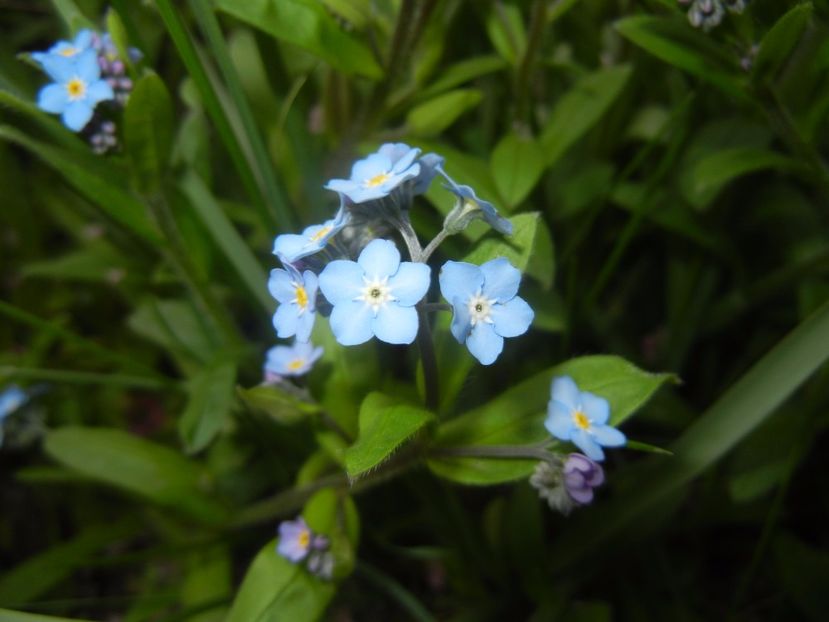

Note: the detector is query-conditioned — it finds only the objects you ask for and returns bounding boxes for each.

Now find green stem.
[416,305,439,411]
[429,444,554,461]
[420,228,451,263]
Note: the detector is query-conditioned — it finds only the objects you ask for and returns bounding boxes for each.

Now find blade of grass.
[0,366,173,390]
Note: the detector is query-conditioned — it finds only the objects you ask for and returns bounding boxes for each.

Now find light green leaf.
[407,89,483,137]
[540,65,632,167]
[124,73,174,193]
[491,133,545,208]
[237,383,321,424]
[44,427,227,524]
[215,0,382,79]
[179,360,237,453]
[615,17,742,97]
[485,2,526,65]
[344,393,435,479]
[225,539,335,622]
[752,3,813,83]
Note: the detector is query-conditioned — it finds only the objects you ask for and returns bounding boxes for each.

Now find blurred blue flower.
[36,49,114,131]
[277,516,313,562]
[268,263,318,342]
[31,29,94,64]
[264,341,323,379]
[439,258,533,365]
[0,385,28,447]
[545,376,626,461]
[273,205,350,263]
[441,175,512,235]
[563,453,604,504]
[319,239,430,345]
[325,143,421,203]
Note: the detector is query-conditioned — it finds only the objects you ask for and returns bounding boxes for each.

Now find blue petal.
[273,304,299,338]
[390,147,420,173]
[550,376,580,410]
[74,30,94,50]
[466,322,503,365]
[76,49,101,82]
[273,234,311,262]
[389,262,430,306]
[480,257,521,302]
[378,165,420,192]
[591,424,626,447]
[37,84,68,113]
[413,153,444,195]
[544,404,574,441]
[351,152,391,182]
[571,429,605,461]
[373,304,419,344]
[267,269,295,303]
[450,295,471,343]
[62,101,93,131]
[329,300,374,345]
[319,260,364,305]
[439,261,483,305]
[581,392,610,425]
[86,80,114,105]
[323,178,359,195]
[358,239,400,279]
[302,270,319,302]
[490,296,533,338]
[295,310,316,343]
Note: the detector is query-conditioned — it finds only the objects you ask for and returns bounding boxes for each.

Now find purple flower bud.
[118,78,133,91]
[563,453,604,505]
[111,60,125,75]
[101,121,116,135]
[107,78,118,89]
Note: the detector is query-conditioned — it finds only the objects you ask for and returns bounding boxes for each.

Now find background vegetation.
[1,0,829,620]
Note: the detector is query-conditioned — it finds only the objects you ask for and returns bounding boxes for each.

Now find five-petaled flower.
[264,341,323,380]
[325,143,421,204]
[439,257,533,365]
[277,517,314,563]
[36,49,114,131]
[273,205,350,263]
[31,29,94,63]
[319,239,430,345]
[268,262,319,342]
[545,376,626,461]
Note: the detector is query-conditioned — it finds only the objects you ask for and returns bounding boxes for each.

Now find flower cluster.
[266,142,533,373]
[678,0,746,31]
[30,28,138,150]
[276,517,334,580]
[529,453,604,514]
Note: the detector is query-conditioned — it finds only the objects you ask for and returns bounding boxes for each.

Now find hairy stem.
[420,228,451,263]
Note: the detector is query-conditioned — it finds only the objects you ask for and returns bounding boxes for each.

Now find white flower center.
[467,291,496,326]
[355,275,396,315]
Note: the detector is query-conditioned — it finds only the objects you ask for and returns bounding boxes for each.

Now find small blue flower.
[0,385,27,447]
[31,30,94,64]
[264,341,323,379]
[36,49,114,131]
[277,516,313,562]
[268,263,318,342]
[273,205,350,263]
[319,239,430,345]
[439,258,533,365]
[545,376,626,461]
[325,143,421,203]
[441,174,512,235]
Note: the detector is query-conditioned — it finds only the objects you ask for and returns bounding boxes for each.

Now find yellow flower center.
[309,226,331,243]
[572,410,591,430]
[294,285,308,309]
[287,359,306,372]
[364,172,390,187]
[59,47,78,57]
[66,78,86,101]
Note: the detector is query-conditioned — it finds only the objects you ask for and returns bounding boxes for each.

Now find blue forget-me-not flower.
[319,239,430,345]
[268,262,318,342]
[264,341,323,380]
[36,49,114,131]
[31,29,94,63]
[277,516,314,563]
[545,376,626,461]
[0,385,28,448]
[441,175,513,235]
[325,143,421,204]
[273,205,350,263]
[439,257,533,365]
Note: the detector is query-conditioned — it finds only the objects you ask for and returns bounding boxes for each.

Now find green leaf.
[419,55,507,100]
[407,89,483,137]
[0,126,159,245]
[428,356,674,485]
[615,17,743,97]
[179,360,237,453]
[180,170,273,312]
[225,539,335,622]
[49,0,95,32]
[540,65,632,167]
[752,4,813,83]
[124,73,174,193]
[0,611,94,622]
[44,427,228,524]
[491,133,545,208]
[106,8,133,74]
[128,298,219,367]
[463,212,555,289]
[238,384,322,424]
[548,300,829,572]
[485,2,526,65]
[21,243,134,283]
[344,393,435,479]
[215,0,382,79]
